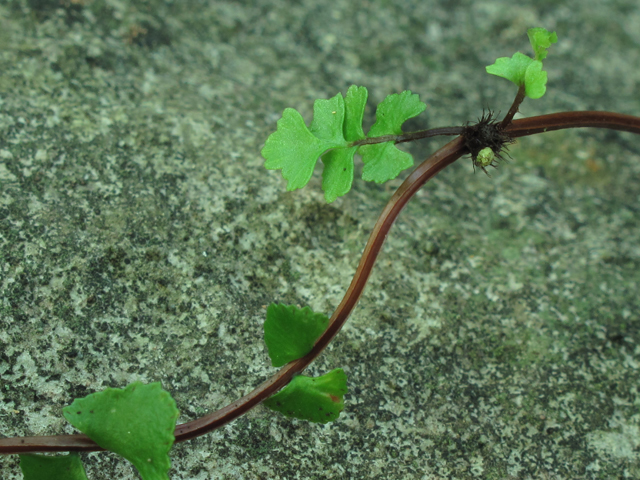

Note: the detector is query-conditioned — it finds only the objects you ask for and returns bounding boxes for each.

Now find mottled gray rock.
[1,1,639,479]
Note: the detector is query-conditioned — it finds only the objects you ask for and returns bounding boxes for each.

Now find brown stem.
[501,84,526,128]
[2,109,640,454]
[394,126,464,144]
[505,111,640,137]
[349,126,464,148]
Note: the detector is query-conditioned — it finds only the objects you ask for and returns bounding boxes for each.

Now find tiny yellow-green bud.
[476,147,495,167]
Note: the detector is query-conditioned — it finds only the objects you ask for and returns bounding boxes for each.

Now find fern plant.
[1,27,640,480]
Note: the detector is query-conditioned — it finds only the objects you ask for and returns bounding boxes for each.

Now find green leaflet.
[359,142,414,184]
[20,453,89,480]
[366,90,427,137]
[63,382,179,480]
[343,85,368,142]
[321,146,358,203]
[262,91,350,193]
[262,85,427,202]
[528,27,558,61]
[486,27,557,99]
[309,92,349,143]
[486,52,534,90]
[262,305,348,424]
[262,107,341,191]
[263,303,329,367]
[263,369,348,424]
[361,90,426,183]
[320,85,368,202]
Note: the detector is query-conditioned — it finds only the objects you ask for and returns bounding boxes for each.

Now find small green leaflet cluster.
[20,382,179,480]
[486,27,558,99]
[263,303,348,423]
[262,86,426,202]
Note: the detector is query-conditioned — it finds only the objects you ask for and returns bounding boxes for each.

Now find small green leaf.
[343,85,368,142]
[359,142,414,184]
[367,90,426,137]
[20,453,88,480]
[309,93,347,143]
[523,60,547,99]
[63,382,179,480]
[262,86,424,199]
[527,27,558,61]
[485,27,557,99]
[263,369,348,423]
[262,108,338,191]
[317,86,367,202]
[485,52,533,88]
[357,90,426,184]
[321,146,358,203]
[264,303,329,367]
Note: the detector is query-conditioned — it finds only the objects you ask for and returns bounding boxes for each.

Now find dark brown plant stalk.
[1,110,639,454]
[501,85,527,129]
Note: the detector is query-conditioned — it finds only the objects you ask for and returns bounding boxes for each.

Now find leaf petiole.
[348,125,464,148]
[500,84,527,128]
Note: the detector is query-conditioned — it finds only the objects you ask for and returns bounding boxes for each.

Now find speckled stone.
[1,1,639,479]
